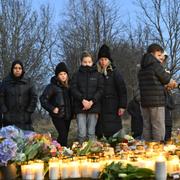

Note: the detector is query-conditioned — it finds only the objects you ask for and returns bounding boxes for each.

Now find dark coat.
[71,65,104,114]
[96,68,127,137]
[127,98,143,138]
[0,74,37,125]
[138,54,171,107]
[40,76,72,120]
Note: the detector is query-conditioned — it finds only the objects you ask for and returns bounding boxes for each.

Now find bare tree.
[0,0,55,82]
[136,0,180,80]
[57,0,124,73]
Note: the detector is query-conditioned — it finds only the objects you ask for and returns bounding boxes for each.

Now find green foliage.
[100,162,155,180]
[77,140,93,156]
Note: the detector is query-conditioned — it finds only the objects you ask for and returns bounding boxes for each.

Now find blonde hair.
[97,59,113,76]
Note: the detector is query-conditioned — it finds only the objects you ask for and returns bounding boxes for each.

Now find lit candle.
[69,160,80,178]
[167,155,180,175]
[99,157,108,171]
[80,159,91,178]
[91,161,100,179]
[136,159,146,168]
[33,160,44,180]
[155,155,167,180]
[61,162,69,179]
[145,159,155,171]
[164,145,176,153]
[49,158,60,180]
[21,164,34,180]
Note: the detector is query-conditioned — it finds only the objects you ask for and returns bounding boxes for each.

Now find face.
[159,53,166,64]
[151,51,163,62]
[99,57,110,69]
[81,56,93,67]
[57,72,68,82]
[13,64,23,77]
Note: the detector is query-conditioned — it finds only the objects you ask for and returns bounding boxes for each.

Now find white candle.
[164,145,176,153]
[49,161,60,180]
[167,156,180,175]
[61,162,69,179]
[145,159,155,171]
[69,161,80,178]
[21,164,34,180]
[91,162,100,179]
[33,161,44,180]
[80,160,91,178]
[155,156,167,180]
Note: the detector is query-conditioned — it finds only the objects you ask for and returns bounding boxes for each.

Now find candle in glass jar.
[61,161,69,179]
[145,159,155,171]
[49,159,60,180]
[80,159,91,178]
[91,161,100,179]
[21,164,34,180]
[90,159,101,179]
[155,155,167,180]
[33,160,44,180]
[167,156,180,175]
[69,160,80,178]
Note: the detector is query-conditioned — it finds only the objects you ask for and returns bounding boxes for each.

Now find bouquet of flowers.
[73,140,104,156]
[0,126,63,166]
[0,126,25,166]
[17,133,63,163]
[101,131,135,147]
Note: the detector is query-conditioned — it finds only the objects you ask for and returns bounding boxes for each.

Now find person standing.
[138,44,176,141]
[160,52,175,141]
[71,51,104,143]
[0,60,37,130]
[40,62,72,146]
[96,44,127,138]
[127,92,143,139]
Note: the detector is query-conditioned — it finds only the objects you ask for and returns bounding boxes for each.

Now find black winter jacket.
[40,76,72,120]
[138,54,171,107]
[71,65,104,114]
[96,67,127,137]
[0,74,37,124]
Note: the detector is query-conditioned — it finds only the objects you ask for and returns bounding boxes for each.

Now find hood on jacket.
[10,60,25,80]
[141,53,160,68]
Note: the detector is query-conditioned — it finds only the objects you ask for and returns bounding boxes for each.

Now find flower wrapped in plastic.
[0,138,18,165]
[0,126,63,165]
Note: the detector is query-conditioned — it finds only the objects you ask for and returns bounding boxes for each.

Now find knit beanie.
[98,44,112,61]
[55,62,69,76]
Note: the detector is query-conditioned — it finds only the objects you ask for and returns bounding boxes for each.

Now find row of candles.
[21,153,180,180]
[21,157,101,180]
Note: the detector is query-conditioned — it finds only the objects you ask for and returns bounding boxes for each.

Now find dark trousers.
[165,108,172,141]
[52,117,71,146]
[131,115,143,139]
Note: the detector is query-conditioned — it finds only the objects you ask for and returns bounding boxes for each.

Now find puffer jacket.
[138,54,171,107]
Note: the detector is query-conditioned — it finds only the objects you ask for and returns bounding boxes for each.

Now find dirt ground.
[32,115,180,147]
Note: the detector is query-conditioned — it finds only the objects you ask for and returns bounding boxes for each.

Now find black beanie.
[98,44,112,61]
[11,60,25,77]
[55,62,69,76]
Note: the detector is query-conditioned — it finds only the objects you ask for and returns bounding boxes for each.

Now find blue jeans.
[76,113,98,142]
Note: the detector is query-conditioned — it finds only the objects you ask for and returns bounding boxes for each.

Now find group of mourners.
[0,43,178,146]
